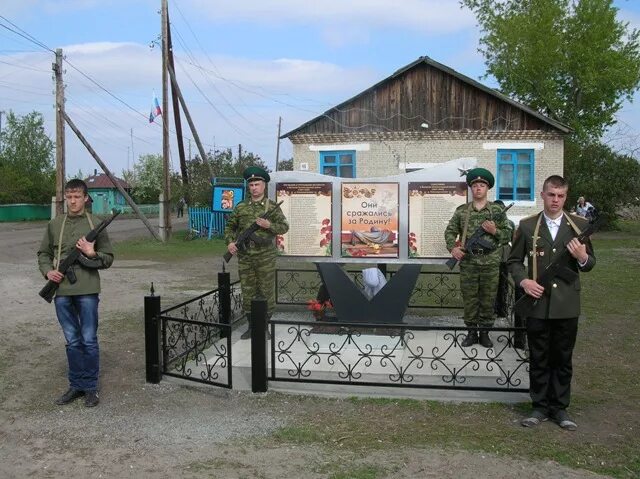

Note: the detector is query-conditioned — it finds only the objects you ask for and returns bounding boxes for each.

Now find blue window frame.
[320,151,355,178]
[496,150,534,201]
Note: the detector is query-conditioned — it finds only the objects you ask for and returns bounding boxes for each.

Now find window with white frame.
[320,151,355,178]
[496,150,534,201]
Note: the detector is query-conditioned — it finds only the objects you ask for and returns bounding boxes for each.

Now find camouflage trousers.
[459,257,500,327]
[238,246,277,316]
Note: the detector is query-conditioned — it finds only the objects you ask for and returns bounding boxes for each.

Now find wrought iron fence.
[268,320,528,392]
[156,281,243,388]
[276,268,464,309]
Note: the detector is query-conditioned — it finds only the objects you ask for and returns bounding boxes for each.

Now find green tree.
[565,140,640,225]
[132,154,163,203]
[277,157,293,171]
[185,148,270,206]
[0,111,55,204]
[461,0,640,142]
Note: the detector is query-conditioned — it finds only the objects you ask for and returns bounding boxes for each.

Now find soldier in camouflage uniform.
[444,168,510,348]
[224,166,289,339]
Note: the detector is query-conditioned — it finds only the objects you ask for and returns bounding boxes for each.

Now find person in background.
[575,196,595,221]
[37,179,114,408]
[508,175,595,431]
[177,196,186,218]
[493,200,515,319]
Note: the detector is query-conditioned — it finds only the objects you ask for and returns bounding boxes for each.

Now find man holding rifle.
[37,179,114,407]
[225,166,288,339]
[508,175,595,431]
[445,168,510,348]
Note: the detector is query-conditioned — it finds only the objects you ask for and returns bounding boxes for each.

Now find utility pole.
[53,49,66,217]
[166,14,190,205]
[238,143,242,162]
[161,0,171,240]
[275,116,282,171]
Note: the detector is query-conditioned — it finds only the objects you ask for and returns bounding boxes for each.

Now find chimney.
[94,169,97,176]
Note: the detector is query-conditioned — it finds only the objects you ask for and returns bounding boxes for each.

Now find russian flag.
[149,92,162,123]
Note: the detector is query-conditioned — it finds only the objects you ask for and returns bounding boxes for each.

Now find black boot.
[240,314,251,340]
[461,330,478,347]
[479,331,494,348]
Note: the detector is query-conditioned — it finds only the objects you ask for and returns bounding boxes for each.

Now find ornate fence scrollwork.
[276,268,464,309]
[158,282,242,388]
[269,320,528,392]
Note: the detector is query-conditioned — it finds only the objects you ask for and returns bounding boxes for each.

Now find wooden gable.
[282,56,569,138]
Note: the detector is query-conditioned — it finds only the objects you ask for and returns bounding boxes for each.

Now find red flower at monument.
[322,218,330,225]
[307,299,332,319]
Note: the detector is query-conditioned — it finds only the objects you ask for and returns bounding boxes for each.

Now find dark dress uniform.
[507,211,595,417]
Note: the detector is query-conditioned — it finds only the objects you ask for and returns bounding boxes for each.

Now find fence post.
[218,271,231,338]
[144,284,162,383]
[251,298,268,393]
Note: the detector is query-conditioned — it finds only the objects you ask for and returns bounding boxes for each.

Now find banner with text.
[408,182,467,258]
[341,182,399,258]
[275,182,332,256]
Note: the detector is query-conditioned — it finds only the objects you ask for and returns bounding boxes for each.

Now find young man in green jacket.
[37,179,114,407]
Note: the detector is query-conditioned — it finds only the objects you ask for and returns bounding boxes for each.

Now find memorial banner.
[341,182,398,258]
[408,182,467,258]
[275,182,332,256]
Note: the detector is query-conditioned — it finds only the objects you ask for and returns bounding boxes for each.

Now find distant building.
[85,170,130,214]
[281,56,571,218]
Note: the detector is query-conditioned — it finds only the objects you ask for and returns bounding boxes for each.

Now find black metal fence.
[144,273,243,388]
[267,321,528,392]
[276,267,464,309]
[144,264,528,394]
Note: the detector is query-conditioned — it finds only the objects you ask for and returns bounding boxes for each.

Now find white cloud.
[187,0,475,35]
[0,41,381,173]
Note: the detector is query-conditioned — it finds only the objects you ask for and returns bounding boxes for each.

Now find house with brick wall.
[280,56,570,218]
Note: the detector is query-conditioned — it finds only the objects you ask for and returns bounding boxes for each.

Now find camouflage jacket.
[444,202,511,262]
[224,197,289,252]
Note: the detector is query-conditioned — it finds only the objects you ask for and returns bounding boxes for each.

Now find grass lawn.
[113,229,228,261]
[113,222,640,478]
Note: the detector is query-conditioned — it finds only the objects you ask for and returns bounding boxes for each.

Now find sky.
[1,0,640,179]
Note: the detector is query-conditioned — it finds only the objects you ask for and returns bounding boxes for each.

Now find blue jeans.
[54,294,100,391]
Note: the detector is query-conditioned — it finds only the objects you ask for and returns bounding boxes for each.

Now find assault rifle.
[513,217,601,317]
[39,210,120,303]
[223,201,283,263]
[446,202,514,270]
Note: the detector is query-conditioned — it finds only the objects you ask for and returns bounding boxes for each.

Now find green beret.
[466,168,495,189]
[243,166,270,183]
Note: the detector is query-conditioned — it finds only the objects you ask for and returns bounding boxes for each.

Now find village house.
[85,170,130,215]
[280,56,571,217]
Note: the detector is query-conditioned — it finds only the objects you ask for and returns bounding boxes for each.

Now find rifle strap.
[563,210,582,236]
[532,213,543,280]
[460,202,473,246]
[54,213,95,270]
[461,201,494,246]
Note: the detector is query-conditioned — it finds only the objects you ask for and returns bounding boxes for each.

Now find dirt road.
[0,218,610,478]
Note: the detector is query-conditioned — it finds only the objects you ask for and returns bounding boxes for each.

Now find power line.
[0,15,54,53]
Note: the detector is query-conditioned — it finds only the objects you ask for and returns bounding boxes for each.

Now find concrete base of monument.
[186,311,530,403]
